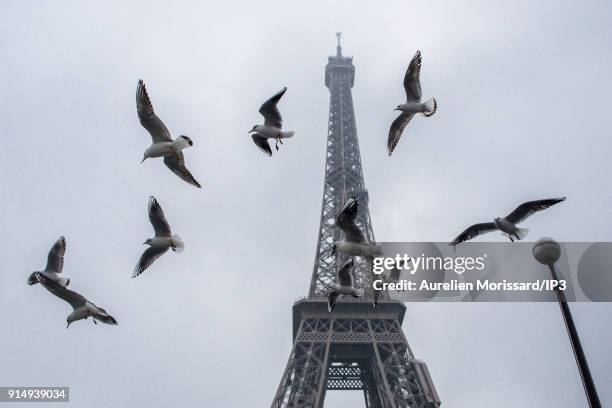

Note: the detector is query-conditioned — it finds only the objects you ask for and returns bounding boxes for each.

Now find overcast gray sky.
[1,0,611,407]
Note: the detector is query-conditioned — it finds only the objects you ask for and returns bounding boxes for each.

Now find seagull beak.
[140,157,146,164]
[142,241,147,245]
[66,322,70,329]
[393,108,400,111]
[248,129,255,133]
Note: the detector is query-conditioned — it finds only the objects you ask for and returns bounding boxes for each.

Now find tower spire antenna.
[335,31,342,56]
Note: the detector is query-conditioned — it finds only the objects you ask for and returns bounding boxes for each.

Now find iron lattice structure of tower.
[270,35,441,408]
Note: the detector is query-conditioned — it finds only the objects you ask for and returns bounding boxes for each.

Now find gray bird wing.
[328,291,341,312]
[336,197,366,243]
[45,236,66,274]
[252,134,272,156]
[403,51,423,102]
[36,273,86,310]
[387,112,415,156]
[505,197,566,224]
[450,222,497,247]
[133,246,170,278]
[373,285,381,307]
[148,196,172,237]
[93,312,118,325]
[259,87,287,128]
[164,152,202,188]
[337,259,355,287]
[387,265,402,283]
[136,79,173,143]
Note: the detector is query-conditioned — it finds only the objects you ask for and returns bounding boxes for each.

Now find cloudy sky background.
[1,0,611,407]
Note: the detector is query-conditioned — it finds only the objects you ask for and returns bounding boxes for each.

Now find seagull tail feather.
[281,130,295,138]
[171,234,185,253]
[422,97,437,117]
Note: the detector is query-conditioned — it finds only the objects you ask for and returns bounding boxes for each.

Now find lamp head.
[532,238,561,266]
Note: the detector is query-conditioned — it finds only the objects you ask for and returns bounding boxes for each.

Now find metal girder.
[271,300,440,408]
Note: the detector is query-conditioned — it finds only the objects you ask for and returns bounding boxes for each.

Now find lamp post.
[532,238,602,408]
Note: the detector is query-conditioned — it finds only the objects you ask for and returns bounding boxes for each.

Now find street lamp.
[532,238,601,408]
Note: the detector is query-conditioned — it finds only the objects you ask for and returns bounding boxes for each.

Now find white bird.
[327,258,364,312]
[331,197,382,258]
[34,273,117,328]
[27,236,70,288]
[450,197,567,246]
[249,87,295,156]
[133,196,184,278]
[136,79,201,188]
[388,51,437,155]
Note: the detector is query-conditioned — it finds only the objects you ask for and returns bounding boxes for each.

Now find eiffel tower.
[270,34,441,408]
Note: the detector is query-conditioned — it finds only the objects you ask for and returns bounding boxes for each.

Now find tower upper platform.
[325,33,355,88]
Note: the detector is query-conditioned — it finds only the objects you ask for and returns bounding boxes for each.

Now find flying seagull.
[388,51,437,156]
[27,236,70,288]
[249,87,295,156]
[34,273,117,328]
[328,258,364,312]
[331,197,382,258]
[133,196,184,278]
[136,79,201,188]
[449,197,567,246]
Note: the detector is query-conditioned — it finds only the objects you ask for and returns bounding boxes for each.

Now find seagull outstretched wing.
[259,87,287,128]
[133,246,170,278]
[387,112,415,156]
[136,80,172,143]
[252,134,272,156]
[148,196,171,237]
[45,236,66,274]
[450,222,497,247]
[164,153,201,188]
[328,292,341,312]
[337,259,355,287]
[505,197,566,224]
[336,197,366,243]
[403,51,423,102]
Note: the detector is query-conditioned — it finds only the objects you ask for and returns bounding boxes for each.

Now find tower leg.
[272,319,331,408]
[272,310,440,408]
